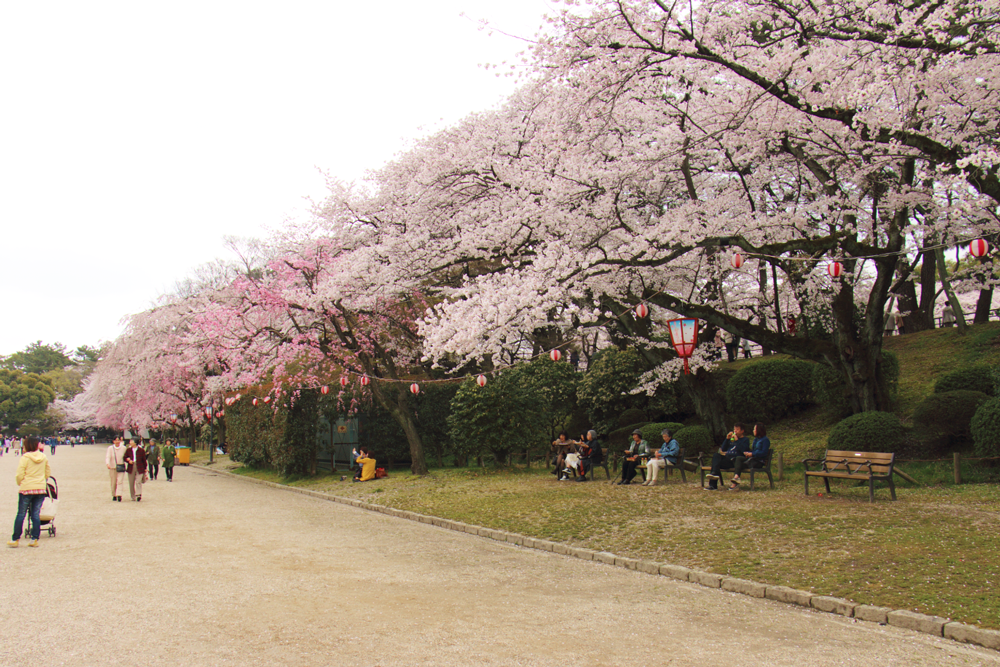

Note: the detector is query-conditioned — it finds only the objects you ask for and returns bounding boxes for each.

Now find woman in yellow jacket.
[8,436,51,548]
[352,447,377,482]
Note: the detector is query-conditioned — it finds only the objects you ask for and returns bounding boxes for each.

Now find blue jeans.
[12,493,45,541]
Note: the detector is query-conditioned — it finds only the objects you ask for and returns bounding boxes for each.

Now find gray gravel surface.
[1,445,997,666]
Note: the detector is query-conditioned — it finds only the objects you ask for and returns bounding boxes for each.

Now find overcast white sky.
[0,1,557,357]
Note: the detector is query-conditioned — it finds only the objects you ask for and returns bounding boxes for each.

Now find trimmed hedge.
[674,424,715,458]
[911,390,990,456]
[617,408,647,429]
[640,421,685,448]
[827,411,904,452]
[726,359,815,422]
[934,365,997,397]
[971,397,1000,459]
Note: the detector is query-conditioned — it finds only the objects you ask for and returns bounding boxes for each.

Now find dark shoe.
[137,496,142,502]
[576,476,587,482]
[705,485,718,491]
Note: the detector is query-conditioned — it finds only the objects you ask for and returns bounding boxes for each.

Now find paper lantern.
[731,253,743,269]
[262,396,271,404]
[666,318,700,375]
[252,398,258,406]
[970,239,989,258]
[360,375,370,386]
[476,374,487,387]
[410,383,420,395]
[827,261,843,278]
[635,303,649,318]
[218,409,224,418]
[549,349,562,362]
[320,385,329,395]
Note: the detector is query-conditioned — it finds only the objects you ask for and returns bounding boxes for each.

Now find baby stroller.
[28,477,59,538]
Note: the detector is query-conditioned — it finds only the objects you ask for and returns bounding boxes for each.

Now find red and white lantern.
[262,395,271,404]
[410,383,420,395]
[218,409,224,418]
[827,261,843,278]
[970,238,989,258]
[252,398,258,406]
[360,375,370,386]
[635,303,649,319]
[549,349,561,362]
[339,376,348,387]
[320,385,329,395]
[731,253,744,269]
[476,374,487,387]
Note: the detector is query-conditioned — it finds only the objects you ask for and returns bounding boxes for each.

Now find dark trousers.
[708,453,736,487]
[622,458,641,482]
[12,494,44,541]
[149,462,159,479]
[165,465,174,481]
[733,456,764,477]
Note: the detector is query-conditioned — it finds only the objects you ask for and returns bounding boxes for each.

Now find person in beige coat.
[8,436,51,548]
[106,437,127,502]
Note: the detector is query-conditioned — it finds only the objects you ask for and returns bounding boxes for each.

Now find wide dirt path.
[1,445,995,666]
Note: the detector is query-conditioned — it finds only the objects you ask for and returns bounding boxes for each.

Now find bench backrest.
[823,450,894,475]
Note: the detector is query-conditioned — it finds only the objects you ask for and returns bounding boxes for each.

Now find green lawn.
[208,322,1000,630]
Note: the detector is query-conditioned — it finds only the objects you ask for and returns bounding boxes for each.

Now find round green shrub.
[674,424,715,458]
[911,390,990,456]
[639,421,685,447]
[971,397,1000,458]
[726,359,815,423]
[934,365,997,397]
[827,411,905,452]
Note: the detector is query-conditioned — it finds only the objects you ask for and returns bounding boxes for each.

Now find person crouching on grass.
[353,447,376,482]
[8,436,51,548]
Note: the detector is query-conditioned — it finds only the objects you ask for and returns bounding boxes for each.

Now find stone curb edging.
[194,465,1000,653]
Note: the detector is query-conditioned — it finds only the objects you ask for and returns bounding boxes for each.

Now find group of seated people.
[554,421,770,490]
[618,428,680,486]
[550,430,604,481]
[704,422,770,491]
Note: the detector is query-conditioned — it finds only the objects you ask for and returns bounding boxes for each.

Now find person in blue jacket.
[729,423,770,490]
[642,428,680,486]
[705,423,750,490]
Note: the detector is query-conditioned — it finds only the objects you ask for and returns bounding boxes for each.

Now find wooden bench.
[636,448,688,483]
[697,449,774,490]
[802,450,896,502]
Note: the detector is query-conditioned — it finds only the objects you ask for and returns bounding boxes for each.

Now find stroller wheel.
[49,526,56,537]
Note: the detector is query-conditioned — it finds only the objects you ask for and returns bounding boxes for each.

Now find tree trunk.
[370,381,428,475]
[917,247,937,330]
[680,367,729,444]
[975,286,994,324]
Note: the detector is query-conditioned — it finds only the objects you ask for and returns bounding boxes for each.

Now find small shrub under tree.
[911,390,990,456]
[827,411,904,452]
[971,397,1000,459]
[726,359,815,423]
[934,365,997,397]
[674,424,715,458]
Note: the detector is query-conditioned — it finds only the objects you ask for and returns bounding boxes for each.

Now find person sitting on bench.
[550,433,579,480]
[353,447,376,482]
[577,430,603,482]
[642,428,680,486]
[705,423,750,490]
[728,423,770,490]
[618,429,648,485]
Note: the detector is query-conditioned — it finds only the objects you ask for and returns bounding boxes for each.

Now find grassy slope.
[217,322,1000,629]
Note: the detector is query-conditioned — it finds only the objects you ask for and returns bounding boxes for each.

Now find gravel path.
[1,445,996,666]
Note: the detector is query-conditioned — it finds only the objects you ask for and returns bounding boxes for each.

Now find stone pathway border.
[196,464,1000,653]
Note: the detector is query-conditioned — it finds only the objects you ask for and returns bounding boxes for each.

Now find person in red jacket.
[124,438,148,502]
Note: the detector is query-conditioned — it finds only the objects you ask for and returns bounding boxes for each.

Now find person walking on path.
[8,436,51,548]
[161,440,176,482]
[147,439,160,481]
[106,437,127,501]
[124,439,148,501]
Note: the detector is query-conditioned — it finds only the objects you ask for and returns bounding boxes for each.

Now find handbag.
[113,446,125,473]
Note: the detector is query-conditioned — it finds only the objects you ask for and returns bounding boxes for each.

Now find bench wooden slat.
[804,450,896,501]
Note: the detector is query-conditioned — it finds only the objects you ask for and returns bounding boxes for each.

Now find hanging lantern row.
[970,238,990,258]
